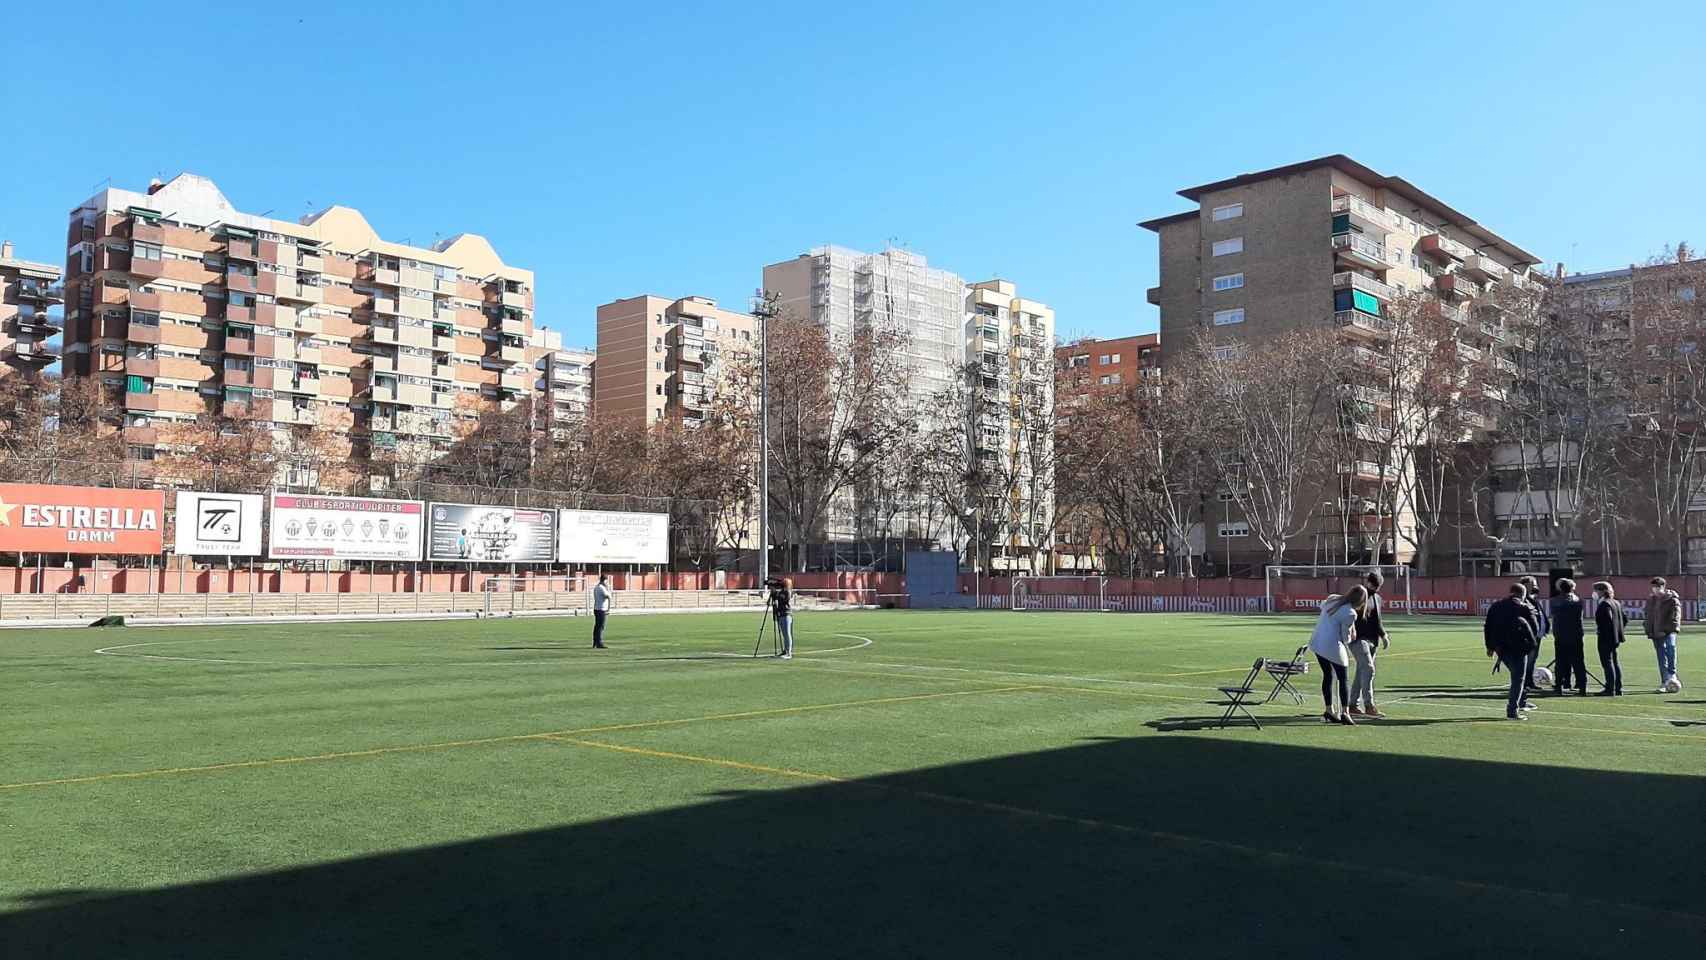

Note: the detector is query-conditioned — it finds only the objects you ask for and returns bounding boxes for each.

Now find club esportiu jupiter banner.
[0,483,166,555]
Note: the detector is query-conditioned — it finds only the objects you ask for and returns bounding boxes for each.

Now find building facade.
[1055,333,1159,410]
[1,241,63,376]
[60,174,536,479]
[592,295,753,427]
[966,279,1056,571]
[533,328,595,441]
[1141,155,1540,572]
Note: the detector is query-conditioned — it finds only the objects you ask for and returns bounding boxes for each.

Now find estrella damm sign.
[0,483,165,555]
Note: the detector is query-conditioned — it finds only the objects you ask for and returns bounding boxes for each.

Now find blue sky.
[2,1,1702,345]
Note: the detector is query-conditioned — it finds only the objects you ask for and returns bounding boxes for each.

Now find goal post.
[1009,574,1108,612]
[480,575,585,617]
[1264,564,1412,616]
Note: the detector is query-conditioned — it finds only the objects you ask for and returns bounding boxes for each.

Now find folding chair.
[1262,646,1310,705]
[1216,659,1265,729]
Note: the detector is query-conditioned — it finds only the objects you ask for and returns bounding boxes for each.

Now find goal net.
[481,576,586,616]
[1009,575,1109,612]
[1264,564,1412,616]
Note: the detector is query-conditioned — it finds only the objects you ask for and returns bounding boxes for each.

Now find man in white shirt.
[592,575,612,649]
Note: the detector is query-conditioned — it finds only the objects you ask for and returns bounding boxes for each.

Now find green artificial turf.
[2,610,1703,958]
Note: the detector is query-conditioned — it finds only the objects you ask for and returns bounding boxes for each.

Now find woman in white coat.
[1310,586,1368,725]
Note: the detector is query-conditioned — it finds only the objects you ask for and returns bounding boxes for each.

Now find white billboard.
[268,493,425,561]
[173,491,265,556]
[557,509,669,565]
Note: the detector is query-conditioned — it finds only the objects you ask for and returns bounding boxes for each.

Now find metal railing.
[1331,232,1388,264]
[1334,309,1394,334]
[1332,271,1394,300]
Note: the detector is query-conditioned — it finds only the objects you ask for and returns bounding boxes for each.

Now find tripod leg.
[754,608,769,658]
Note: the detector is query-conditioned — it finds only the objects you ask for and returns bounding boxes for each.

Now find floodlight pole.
[752,291,777,586]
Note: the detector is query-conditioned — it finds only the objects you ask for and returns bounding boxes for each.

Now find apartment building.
[1140,155,1540,570]
[592,295,753,426]
[1,241,63,376]
[966,279,1057,571]
[531,324,595,439]
[1056,333,1159,410]
[60,174,535,474]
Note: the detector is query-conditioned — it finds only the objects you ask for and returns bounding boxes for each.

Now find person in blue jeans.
[1645,577,1682,691]
[1486,584,1539,719]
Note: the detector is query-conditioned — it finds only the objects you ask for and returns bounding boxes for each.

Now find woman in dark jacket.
[1593,581,1626,696]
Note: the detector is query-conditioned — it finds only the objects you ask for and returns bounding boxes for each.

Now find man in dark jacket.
[1486,584,1540,719]
[1518,576,1549,693]
[1644,577,1682,692]
[1349,570,1390,717]
[1592,580,1626,696]
[1549,579,1588,695]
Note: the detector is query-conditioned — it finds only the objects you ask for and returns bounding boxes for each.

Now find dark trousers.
[1598,639,1623,694]
[1502,652,1528,717]
[1317,655,1348,712]
[592,610,608,647]
[1555,638,1588,691]
[1526,639,1545,688]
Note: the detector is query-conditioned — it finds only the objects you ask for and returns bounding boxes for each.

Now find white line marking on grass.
[91,634,874,668]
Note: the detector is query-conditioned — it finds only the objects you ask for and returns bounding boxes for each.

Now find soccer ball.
[1533,666,1553,687]
[1664,677,1683,694]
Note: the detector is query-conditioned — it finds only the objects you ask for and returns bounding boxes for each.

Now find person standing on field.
[1348,571,1389,718]
[1549,579,1588,695]
[774,577,795,660]
[1644,577,1682,692]
[1309,586,1367,726]
[1485,584,1539,720]
[1517,576,1549,694]
[591,574,612,650]
[1592,581,1626,697]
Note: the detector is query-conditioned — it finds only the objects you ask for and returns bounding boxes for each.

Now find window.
[1681,286,1697,302]
[1212,273,1244,291]
[134,242,162,261]
[127,445,156,461]
[1110,353,1121,363]
[1212,237,1244,257]
[1069,355,1089,367]
[1213,308,1245,326]
[1212,203,1243,221]
[1099,375,1112,385]
[1098,354,1111,364]
[1217,491,1236,502]
[1109,374,1123,384]
[1210,345,1242,361]
[1218,522,1250,538]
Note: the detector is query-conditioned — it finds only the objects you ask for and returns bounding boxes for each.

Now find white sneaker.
[780,653,793,660]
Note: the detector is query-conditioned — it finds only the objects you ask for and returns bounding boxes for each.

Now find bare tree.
[1192,328,1346,565]
[1623,251,1706,572]
[761,313,910,572]
[153,407,278,492]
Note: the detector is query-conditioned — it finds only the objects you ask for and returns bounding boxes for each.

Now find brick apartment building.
[60,174,538,478]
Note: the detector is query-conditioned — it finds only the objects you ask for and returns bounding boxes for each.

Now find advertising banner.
[173,491,264,556]
[269,494,424,561]
[557,509,669,565]
[1281,595,1473,615]
[0,483,165,555]
[428,503,557,563]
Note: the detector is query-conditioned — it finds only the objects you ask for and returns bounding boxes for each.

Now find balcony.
[1332,271,1394,301]
[226,239,257,261]
[126,321,162,345]
[5,313,59,336]
[1,341,57,366]
[1419,233,1471,262]
[225,305,254,325]
[227,271,257,294]
[374,267,400,286]
[1455,341,1485,363]
[1459,253,1508,285]
[1436,273,1482,301]
[124,357,161,379]
[499,343,524,363]
[1146,286,1161,306]
[1337,460,1390,481]
[500,316,526,336]
[501,289,527,309]
[1348,345,1385,370]
[1341,383,1390,408]
[1493,355,1518,375]
[287,377,322,397]
[372,297,399,315]
[1462,411,1491,430]
[1479,319,1505,340]
[1334,309,1393,339]
[1331,232,1388,270]
[500,371,528,391]
[15,279,65,304]
[1331,194,1395,234]
[124,392,160,412]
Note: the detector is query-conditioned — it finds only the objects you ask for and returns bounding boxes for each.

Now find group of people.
[586,574,796,658]
[1309,571,1685,723]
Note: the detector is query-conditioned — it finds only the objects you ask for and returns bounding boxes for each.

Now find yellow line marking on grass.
[542,736,1706,930]
[0,685,1036,793]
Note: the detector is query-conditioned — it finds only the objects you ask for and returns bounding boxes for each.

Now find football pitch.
[3,610,1704,958]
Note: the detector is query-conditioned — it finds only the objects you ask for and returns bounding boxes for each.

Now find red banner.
[0,484,165,555]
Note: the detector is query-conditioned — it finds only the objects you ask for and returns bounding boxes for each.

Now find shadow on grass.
[3,737,1703,958]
